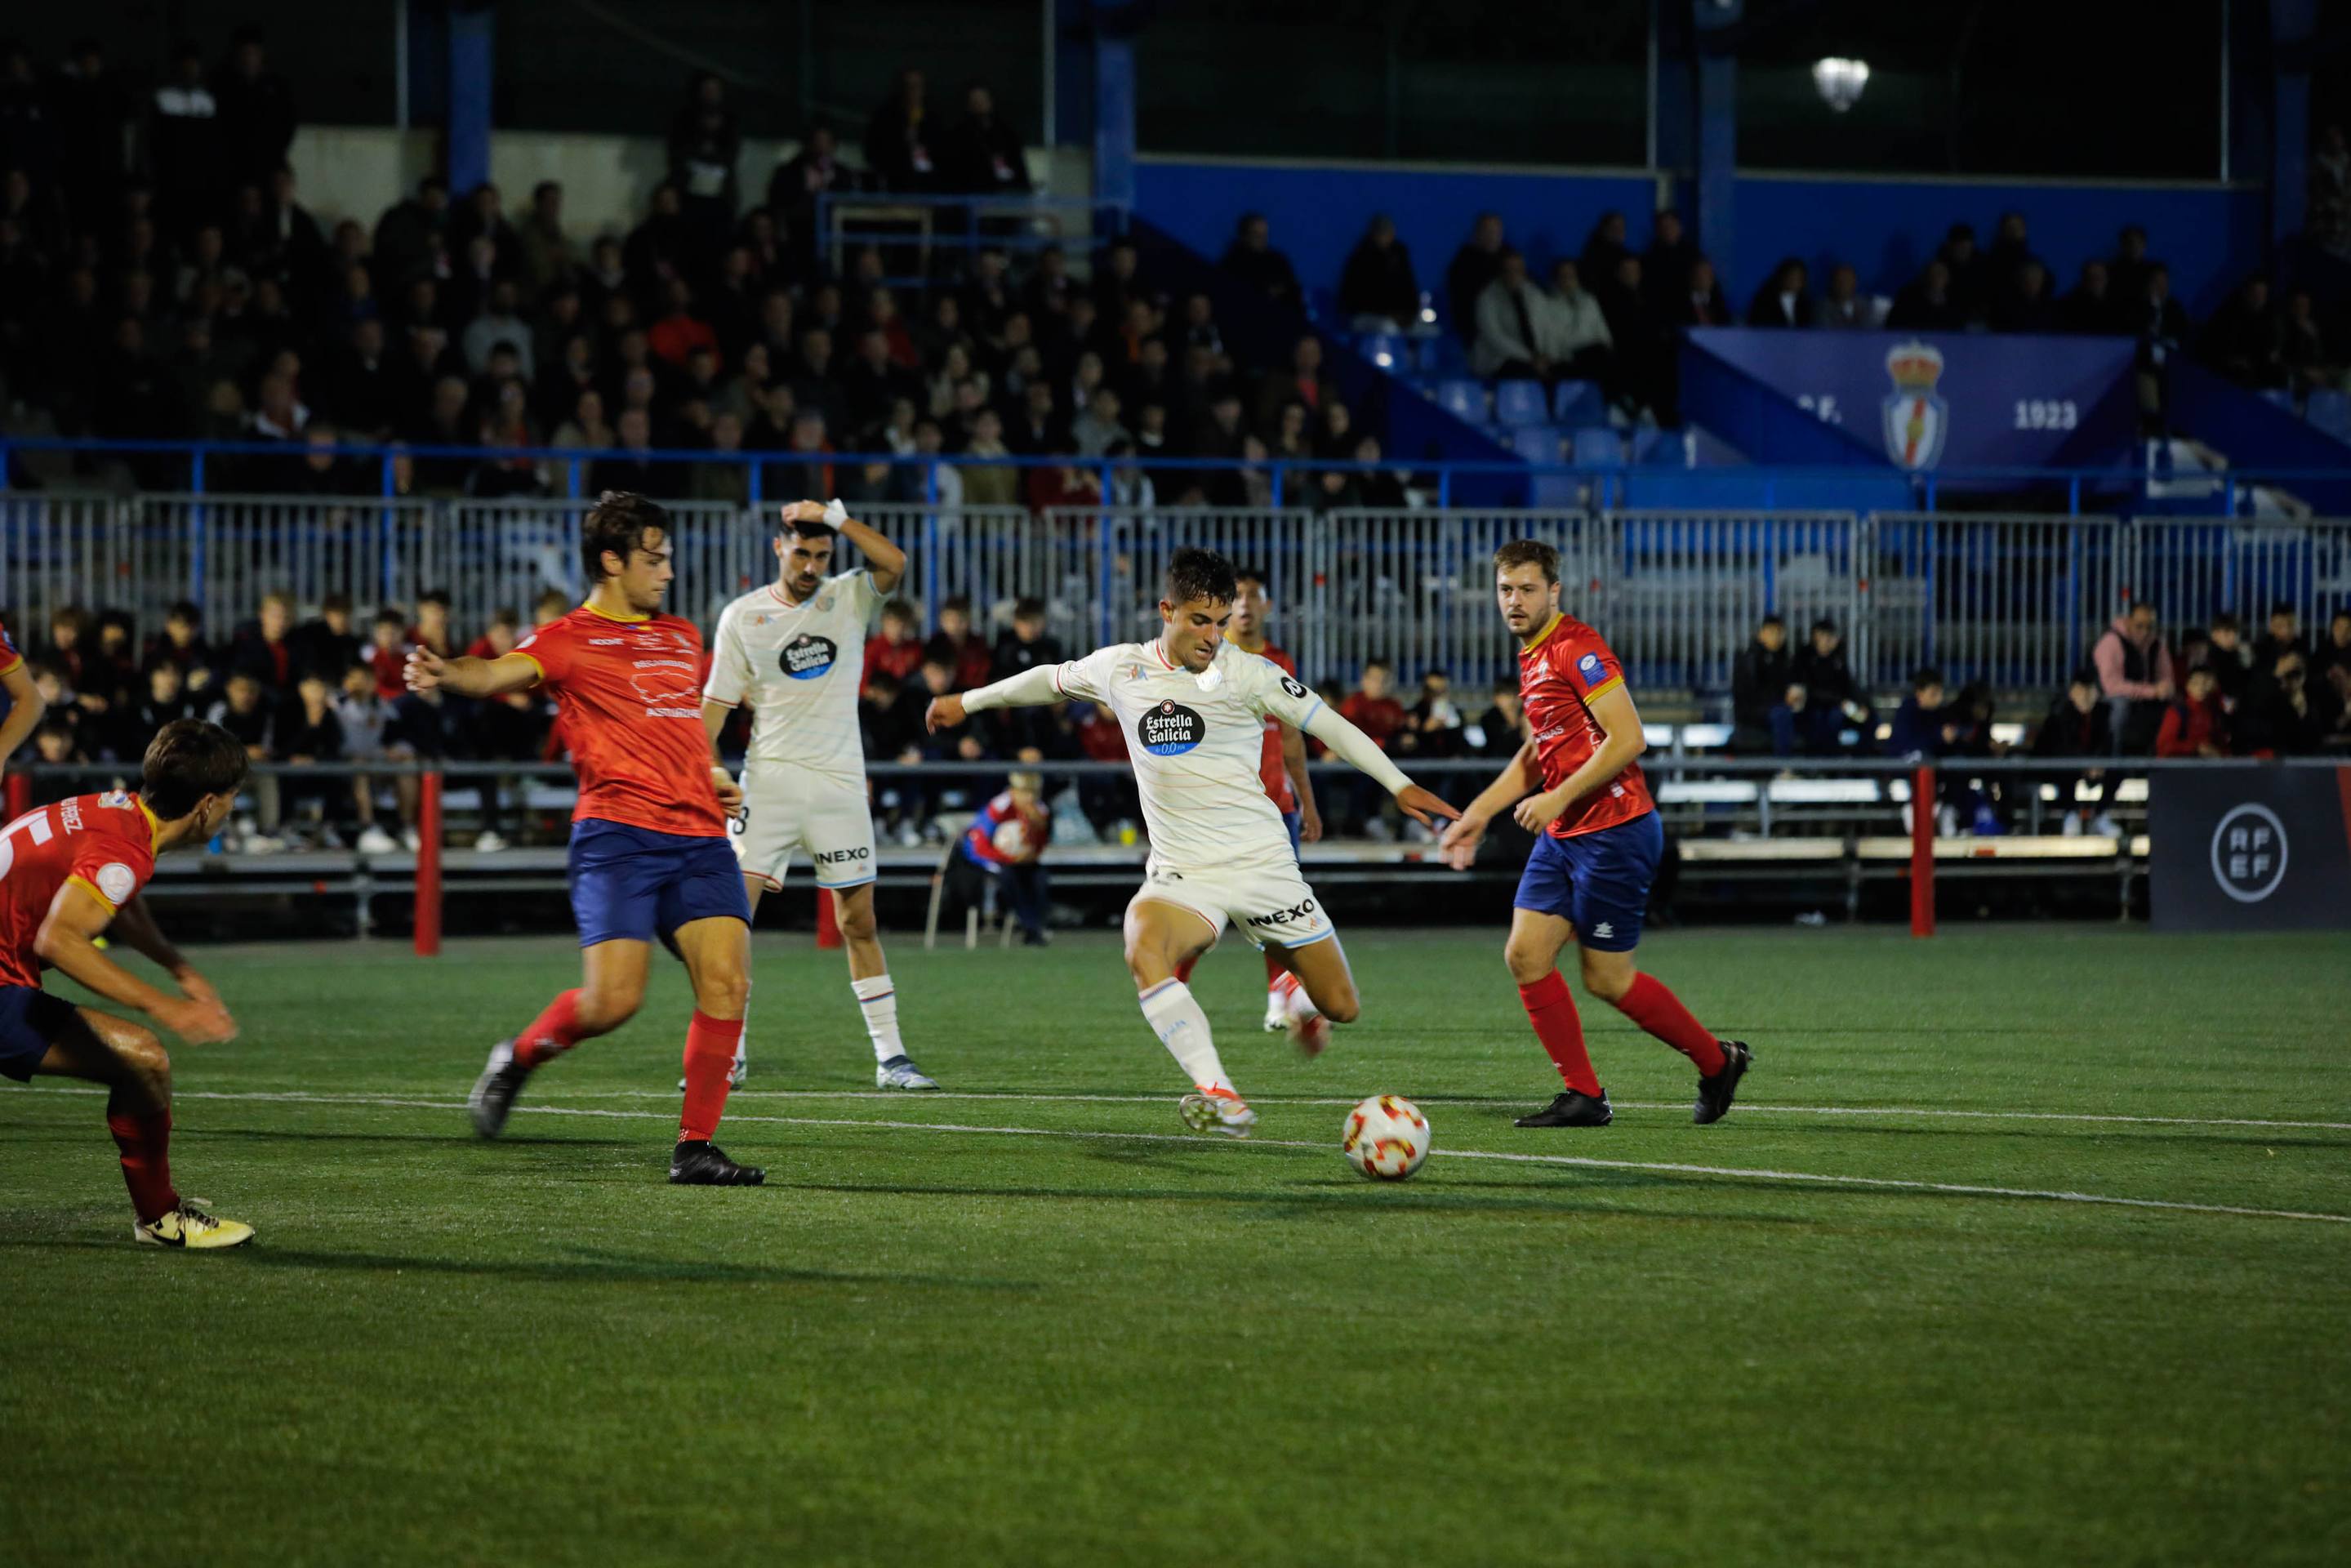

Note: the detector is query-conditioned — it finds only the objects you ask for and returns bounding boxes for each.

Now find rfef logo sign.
[2152,769,2350,932]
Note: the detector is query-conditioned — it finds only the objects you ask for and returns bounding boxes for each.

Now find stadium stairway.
[2165,359,2351,516]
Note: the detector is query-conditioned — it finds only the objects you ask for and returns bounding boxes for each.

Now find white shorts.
[732,764,876,891]
[1131,855,1336,951]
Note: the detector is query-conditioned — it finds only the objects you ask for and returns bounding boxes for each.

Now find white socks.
[853,973,905,1064]
[1139,979,1232,1093]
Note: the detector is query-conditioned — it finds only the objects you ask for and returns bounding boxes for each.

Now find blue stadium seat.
[1551,380,1605,429]
[1433,379,1486,422]
[1633,425,1689,466]
[1358,333,1408,372]
[1494,381,1549,427]
[1418,335,1467,375]
[2259,387,2295,412]
[1510,425,1563,464]
[1571,427,1626,468]
[2306,389,2351,441]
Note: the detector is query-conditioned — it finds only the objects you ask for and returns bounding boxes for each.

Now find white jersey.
[1053,639,1323,872]
[705,569,885,782]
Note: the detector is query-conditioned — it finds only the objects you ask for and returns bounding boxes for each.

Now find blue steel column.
[447,2,495,194]
[1691,2,1741,297]
[2269,0,2315,244]
[1091,6,1138,213]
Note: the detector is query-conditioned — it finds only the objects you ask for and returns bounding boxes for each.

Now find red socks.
[679,1010,745,1143]
[1518,972,1601,1095]
[1262,951,1284,990]
[514,989,586,1068]
[107,1109,178,1224]
[1610,973,1728,1076]
[1173,955,1197,985]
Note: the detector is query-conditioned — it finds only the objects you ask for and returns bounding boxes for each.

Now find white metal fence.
[2,494,2344,701]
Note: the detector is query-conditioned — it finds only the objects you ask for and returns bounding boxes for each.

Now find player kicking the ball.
[0,719,254,1246]
[927,547,1459,1137]
[701,499,937,1091]
[412,492,764,1185]
[1438,539,1752,1127]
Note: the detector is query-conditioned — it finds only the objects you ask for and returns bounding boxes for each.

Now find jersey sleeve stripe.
[509,650,546,683]
[1582,674,1625,702]
[66,873,120,912]
[1301,697,1325,728]
[0,653,20,678]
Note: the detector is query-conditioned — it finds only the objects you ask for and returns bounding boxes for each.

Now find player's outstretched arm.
[1438,743,1541,869]
[797,499,909,595]
[0,658,48,772]
[1298,703,1462,829]
[404,645,542,700]
[33,884,235,1044]
[1513,684,1646,832]
[951,662,1075,724]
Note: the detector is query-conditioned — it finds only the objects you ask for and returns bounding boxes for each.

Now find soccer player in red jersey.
[1439,540,1753,1127]
[405,492,764,1186]
[0,719,254,1246]
[1180,567,1326,1029]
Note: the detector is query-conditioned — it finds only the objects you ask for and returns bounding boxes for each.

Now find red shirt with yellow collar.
[510,605,726,838]
[1516,612,1653,840]
[0,791,160,989]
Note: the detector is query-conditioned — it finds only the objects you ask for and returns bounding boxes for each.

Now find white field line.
[421,1086,2351,1135]
[99,1087,2351,1227]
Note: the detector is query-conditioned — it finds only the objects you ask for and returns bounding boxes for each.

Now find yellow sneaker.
[133,1200,256,1250]
[1178,1087,1258,1138]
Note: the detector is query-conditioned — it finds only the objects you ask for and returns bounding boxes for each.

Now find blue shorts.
[1512,813,1663,953]
[1280,808,1303,857]
[0,985,78,1083]
[568,820,751,949]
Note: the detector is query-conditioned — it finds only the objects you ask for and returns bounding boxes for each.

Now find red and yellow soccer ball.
[1342,1094,1430,1181]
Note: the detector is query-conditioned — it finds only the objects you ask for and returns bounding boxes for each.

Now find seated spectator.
[2197,612,2252,705]
[464,279,534,380]
[954,770,1052,945]
[1671,257,1732,329]
[591,408,679,498]
[1938,224,1992,325]
[40,608,94,694]
[1338,660,1407,835]
[1990,261,2059,333]
[2092,601,2174,754]
[332,662,401,853]
[1339,214,1420,332]
[1445,214,1508,343]
[1791,617,1871,743]
[290,594,362,682]
[2201,277,2283,388]
[1744,258,1814,328]
[207,670,283,845]
[1884,667,1952,759]
[1471,248,1552,381]
[1578,211,1630,284]
[27,723,86,808]
[1886,261,1962,332]
[1641,209,1698,318]
[1766,684,1816,758]
[1257,333,1334,430]
[1071,385,1128,458]
[2059,259,2121,336]
[1218,212,1300,311]
[925,597,995,690]
[229,593,297,693]
[1730,613,1792,743]
[279,671,347,846]
[2281,289,2342,393]
[366,609,410,698]
[865,599,924,683]
[1537,258,1619,400]
[2252,602,2311,670]
[2318,608,2351,683]
[2028,670,2115,835]
[1396,670,1464,761]
[2129,264,2191,434]
[121,661,198,760]
[2236,648,2320,755]
[2156,666,2229,758]
[1470,681,1524,758]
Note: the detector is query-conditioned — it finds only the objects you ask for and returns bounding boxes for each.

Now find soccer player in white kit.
[701,499,939,1090]
[926,548,1460,1136]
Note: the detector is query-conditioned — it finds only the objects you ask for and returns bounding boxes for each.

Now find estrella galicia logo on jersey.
[1245,897,1318,929]
[1138,699,1206,755]
[1278,674,1310,702]
[779,634,839,681]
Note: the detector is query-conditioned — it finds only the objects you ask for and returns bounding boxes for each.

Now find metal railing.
[2,493,2346,699]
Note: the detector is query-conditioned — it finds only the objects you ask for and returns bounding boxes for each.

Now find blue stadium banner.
[1687,329,2141,470]
[2148,767,2351,933]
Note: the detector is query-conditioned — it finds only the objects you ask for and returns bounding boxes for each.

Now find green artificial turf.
[2,924,2347,1566]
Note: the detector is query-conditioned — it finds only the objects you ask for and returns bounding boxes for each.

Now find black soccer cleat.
[468,1040,532,1139]
[668,1139,766,1187]
[1693,1040,1754,1126]
[1515,1089,1614,1128]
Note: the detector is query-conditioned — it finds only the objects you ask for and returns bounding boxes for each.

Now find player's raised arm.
[405,644,543,699]
[33,883,235,1044]
[796,498,908,595]
[1437,742,1542,868]
[939,653,1102,732]
[1512,682,1645,833]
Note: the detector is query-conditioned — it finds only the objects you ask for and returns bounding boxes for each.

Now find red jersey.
[0,617,20,678]
[0,791,159,988]
[511,604,725,838]
[1518,612,1653,839]
[1245,644,1299,811]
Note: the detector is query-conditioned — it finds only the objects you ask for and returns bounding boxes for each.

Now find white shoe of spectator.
[2060,812,2084,838]
[474,831,507,853]
[402,826,422,853]
[1935,805,1960,838]
[2087,813,2121,840]
[243,833,285,856]
[358,826,399,854]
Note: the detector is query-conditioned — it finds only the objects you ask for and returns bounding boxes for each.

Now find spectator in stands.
[2092,601,2175,754]
[2156,666,2229,758]
[1887,261,1961,332]
[666,73,740,256]
[2059,259,2120,336]
[1219,213,1302,313]
[2028,671,2114,835]
[864,68,937,191]
[1991,261,2060,333]
[1641,209,1698,319]
[27,724,86,808]
[2201,277,2284,389]
[955,770,1051,944]
[1471,248,1552,381]
[768,120,847,264]
[1599,254,1663,418]
[2253,602,2311,670]
[208,670,282,844]
[2129,264,2190,434]
[2237,648,2319,755]
[1578,212,1630,287]
[1537,258,1618,399]
[1938,225,1992,326]
[2318,608,2351,683]
[1396,670,1464,762]
[364,609,408,699]
[1472,681,1524,758]
[1256,333,1334,430]
[291,595,360,682]
[149,42,220,238]
[144,601,214,691]
[1339,214,1420,333]
[331,662,399,853]
[1446,213,1507,344]
[1791,617,1870,747]
[278,670,346,845]
[1744,259,1815,328]
[216,27,295,194]
[1673,257,1732,329]
[943,81,1030,196]
[925,596,994,690]
[1884,667,1952,759]
[2197,611,2253,705]
[2110,225,2153,305]
[1338,660,1406,835]
[122,661,196,760]
[229,593,296,694]
[2280,289,2342,394]
[1765,683,1819,759]
[866,599,924,684]
[1730,614,1792,746]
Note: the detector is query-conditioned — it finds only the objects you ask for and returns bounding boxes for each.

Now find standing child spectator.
[956,770,1052,944]
[336,662,401,853]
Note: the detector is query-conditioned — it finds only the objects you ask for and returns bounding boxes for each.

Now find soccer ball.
[991,817,1031,857]
[1342,1094,1430,1181]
